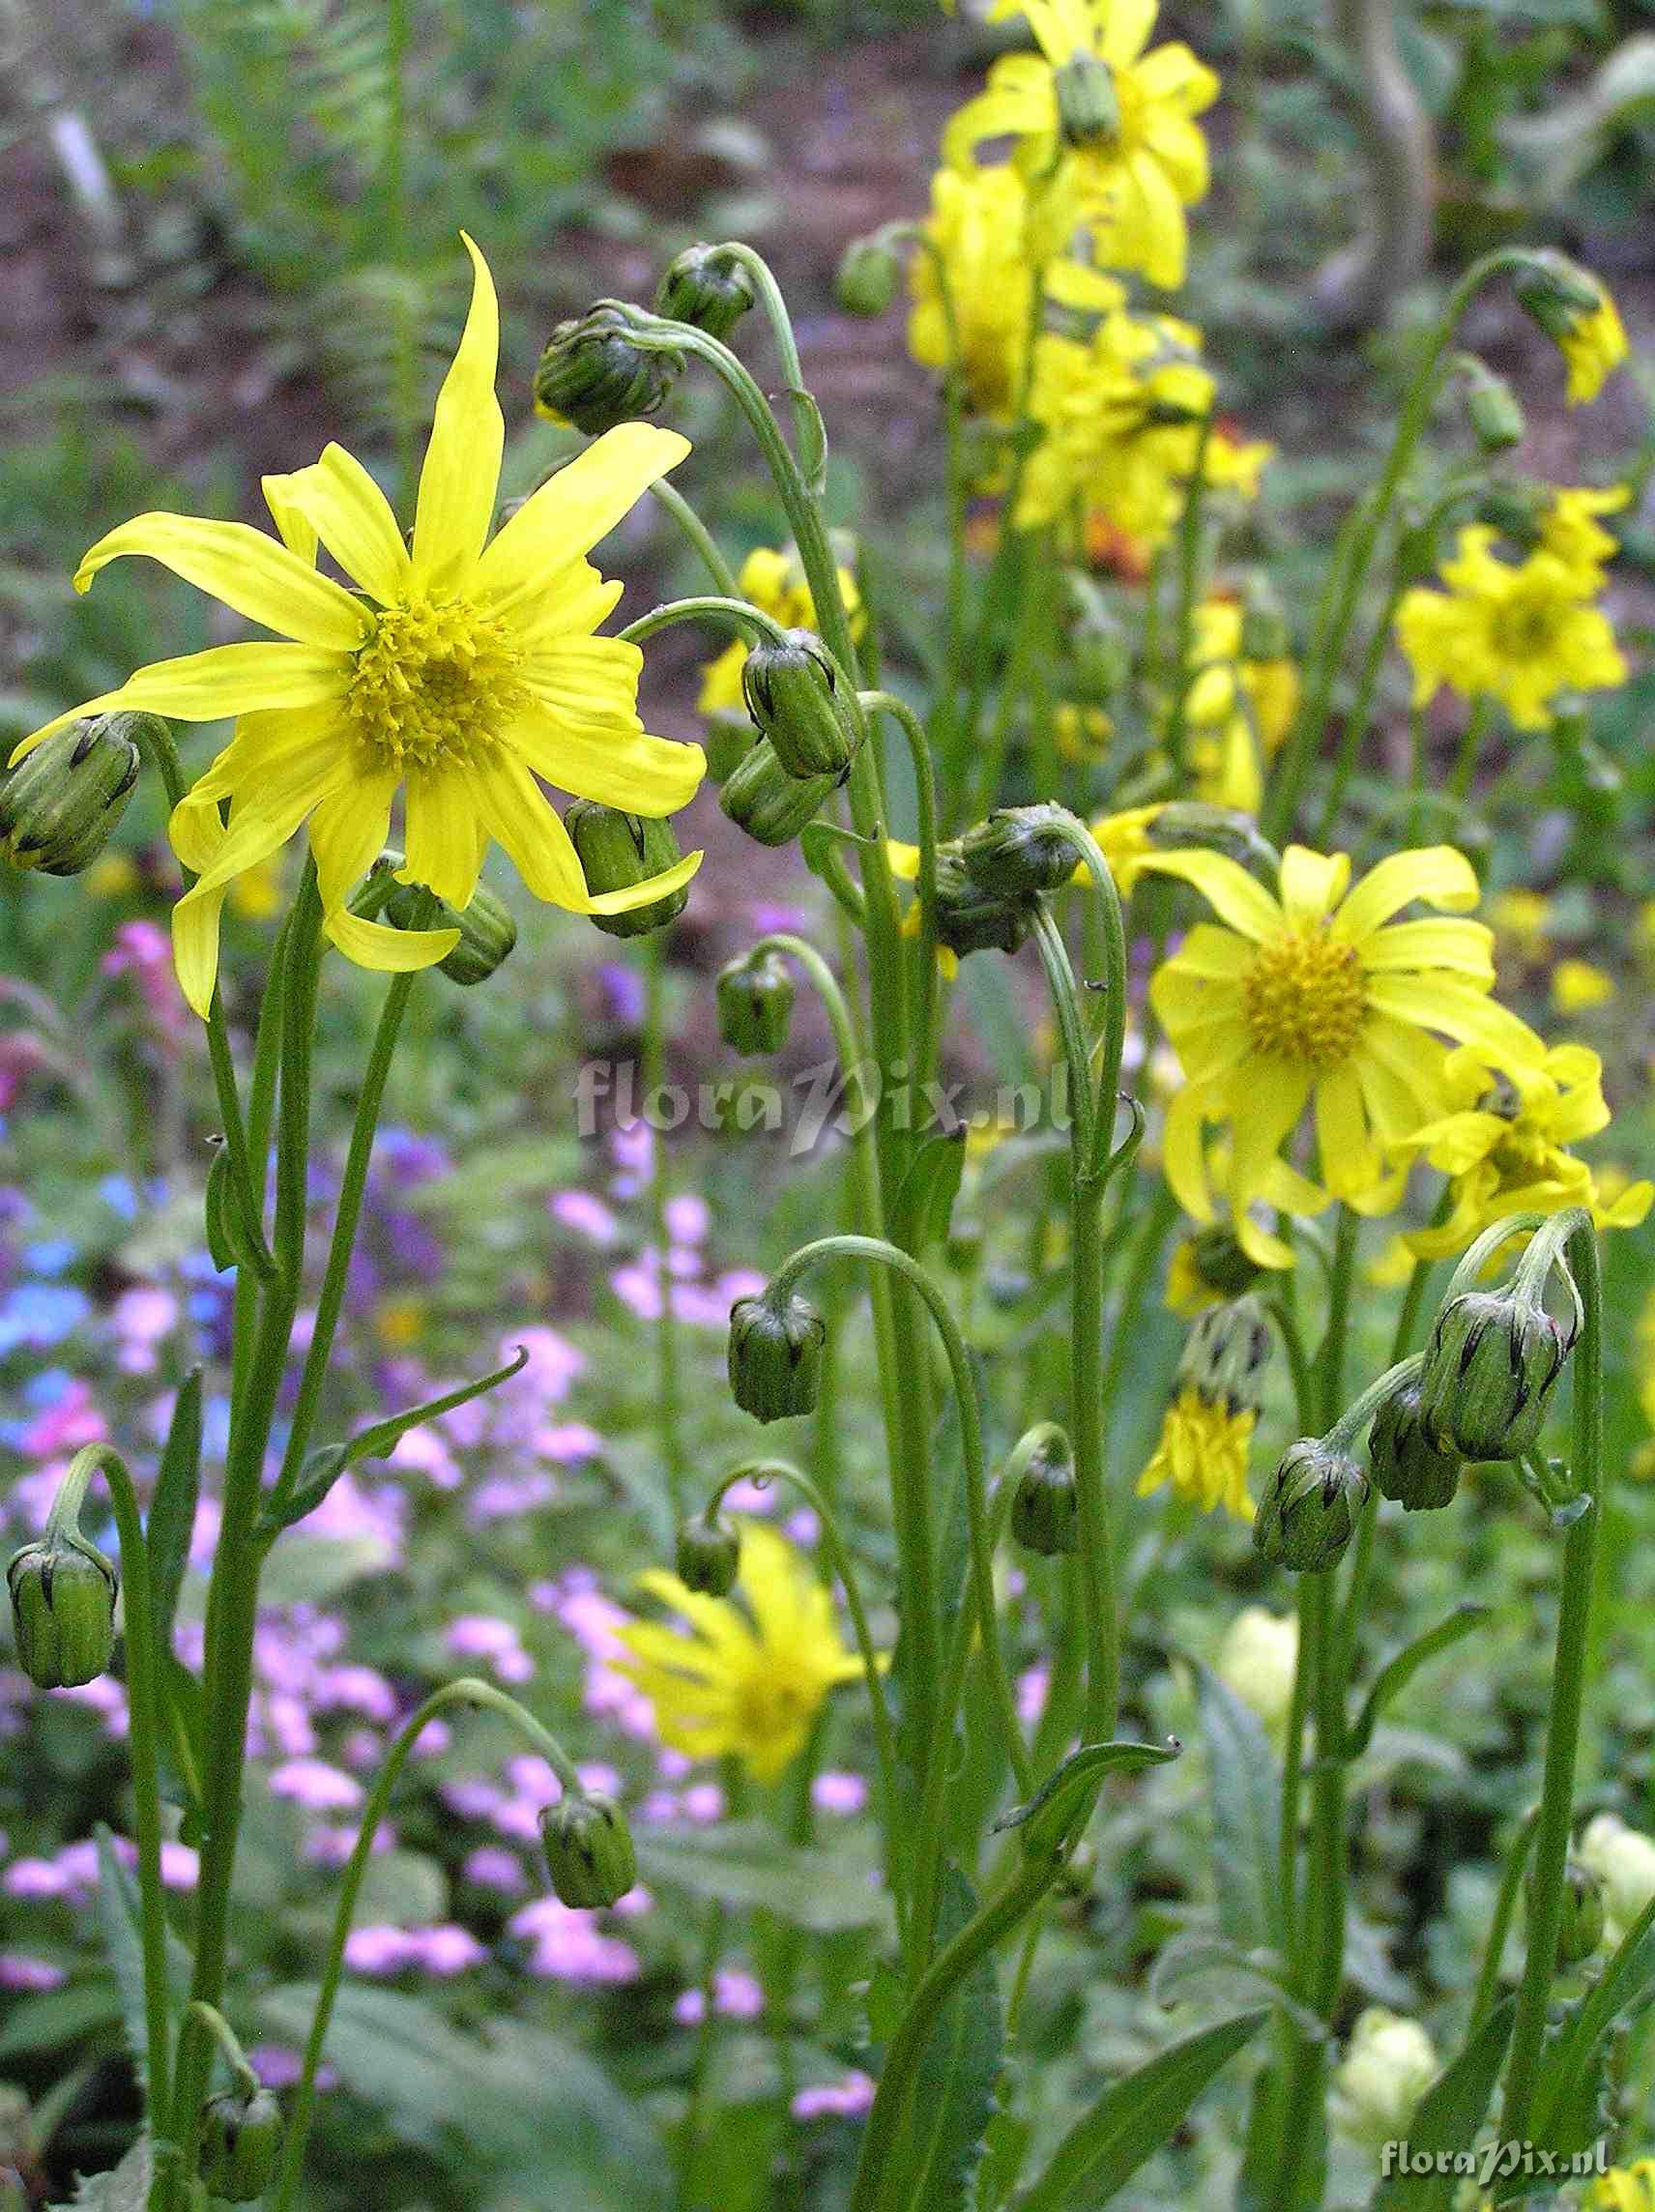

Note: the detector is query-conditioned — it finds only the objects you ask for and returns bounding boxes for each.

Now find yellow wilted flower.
[1555,284,1629,406]
[613,1519,870,1783]
[1552,957,1616,1013]
[1139,1385,1255,1518]
[1395,526,1626,733]
[946,0,1219,289]
[15,237,704,1016]
[1142,843,1541,1266]
[697,544,863,717]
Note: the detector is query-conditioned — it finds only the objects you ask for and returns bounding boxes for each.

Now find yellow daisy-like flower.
[1143,843,1542,1267]
[1137,1382,1255,1519]
[1073,801,1167,894]
[909,163,1043,419]
[1557,287,1629,407]
[1178,597,1301,814]
[1552,956,1616,1013]
[613,1519,869,1784]
[15,237,704,1016]
[1395,527,1626,733]
[697,544,863,717]
[1540,483,1628,587]
[948,0,1219,289]
[1392,1039,1652,1261]
[1597,2160,1655,2212]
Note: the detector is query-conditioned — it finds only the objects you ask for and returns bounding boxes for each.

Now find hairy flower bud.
[654,244,756,342]
[716,951,795,1056]
[1513,250,1605,341]
[0,713,144,877]
[7,1533,117,1690]
[534,305,681,438]
[565,802,690,939]
[740,629,861,780]
[960,803,1079,898]
[1179,1294,1272,1418]
[676,1510,740,1597]
[541,1791,636,1909]
[727,1292,826,1423]
[1055,53,1119,147]
[834,235,900,318]
[198,2086,282,2203]
[1255,1438,1369,1573]
[386,880,516,984]
[719,740,836,846]
[1418,1288,1576,1462]
[1369,1378,1462,1513]
[932,841,1035,960]
[1528,1857,1606,1969]
[1009,1430,1079,1557]
[1463,362,1526,453]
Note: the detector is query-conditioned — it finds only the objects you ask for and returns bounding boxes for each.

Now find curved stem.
[182,2001,257,2099]
[272,1681,581,2212]
[709,242,821,480]
[618,594,788,650]
[647,480,740,597]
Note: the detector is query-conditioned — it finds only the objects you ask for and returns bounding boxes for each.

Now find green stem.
[1160,412,1215,777]
[642,932,684,1516]
[1447,694,1493,805]
[1467,1807,1542,2032]
[648,480,740,596]
[181,2002,257,2099]
[857,690,940,1100]
[618,594,788,650]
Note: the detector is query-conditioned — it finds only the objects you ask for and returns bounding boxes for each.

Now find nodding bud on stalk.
[1513,250,1607,343]
[386,881,517,985]
[834,235,901,318]
[1255,1438,1369,1573]
[740,629,862,780]
[540,1792,636,1909]
[0,713,144,877]
[727,1292,827,1423]
[1180,1294,1272,1416]
[719,740,837,846]
[1368,1378,1462,1512]
[654,244,756,342]
[932,841,1036,960]
[960,802,1081,898]
[564,803,690,939]
[534,305,682,438]
[1054,53,1119,146]
[1418,1286,1577,1462]
[1010,1429,1080,1557]
[676,1509,740,1597]
[1463,361,1526,453]
[196,2087,283,2204]
[1187,1227,1263,1303]
[7,1532,117,1690]
[716,951,796,1057]
[1529,1857,1606,1968]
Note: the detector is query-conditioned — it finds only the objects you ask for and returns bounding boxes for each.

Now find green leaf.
[1349,1605,1491,1758]
[890,1129,967,1255]
[1148,1931,1322,2043]
[783,386,829,497]
[1015,2011,1267,2211]
[145,1367,202,1649]
[50,2135,152,2212]
[1371,1999,1515,2210]
[634,1821,892,1935]
[993,1738,1180,1863]
[1196,1666,1283,1949]
[0,1979,122,2059]
[92,1826,190,2093]
[1531,1889,1655,2150]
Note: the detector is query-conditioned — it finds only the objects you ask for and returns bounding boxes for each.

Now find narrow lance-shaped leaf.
[994,1738,1181,1863]
[1350,1604,1490,1758]
[1371,1998,1516,2211]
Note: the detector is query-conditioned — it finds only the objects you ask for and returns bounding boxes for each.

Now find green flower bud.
[740,629,861,780]
[932,841,1035,960]
[727,1291,826,1422]
[1418,1288,1576,1462]
[1188,1226,1263,1303]
[719,739,835,846]
[565,802,690,939]
[0,714,144,877]
[1464,362,1526,454]
[386,880,516,984]
[541,1791,636,1909]
[959,803,1079,898]
[1054,53,1119,147]
[1474,481,1549,553]
[198,2086,282,2203]
[704,709,760,785]
[1513,250,1604,343]
[834,235,900,318]
[1255,1438,1369,1573]
[1010,1430,1079,1557]
[716,951,795,1056]
[1146,802,1276,873]
[676,1510,740,1597]
[1179,1294,1272,1418]
[654,244,756,342]
[1238,582,1291,665]
[1528,1857,1606,1969]
[534,305,682,438]
[7,1532,117,1690]
[1369,1378,1461,1513]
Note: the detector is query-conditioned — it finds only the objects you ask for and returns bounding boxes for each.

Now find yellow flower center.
[1490,585,1566,664]
[1243,926,1366,1068]
[344,597,528,771]
[734,1665,817,1750]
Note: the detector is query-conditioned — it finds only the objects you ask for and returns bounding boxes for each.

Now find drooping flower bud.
[565,803,690,939]
[1418,1288,1576,1462]
[197,2085,282,2203]
[716,951,795,1057]
[386,880,516,985]
[1178,1294,1273,1418]
[1463,361,1526,454]
[1254,1438,1369,1573]
[740,629,861,780]
[1188,1227,1263,1303]
[834,235,900,318]
[1009,1429,1079,1557]
[534,305,682,438]
[1528,1857,1606,1968]
[1054,53,1119,147]
[727,1292,826,1423]
[959,803,1079,899]
[1368,1378,1462,1513]
[1514,252,1627,405]
[654,244,756,342]
[932,841,1035,961]
[7,1533,117,1689]
[676,1510,740,1597]
[540,1791,636,1909]
[0,713,144,877]
[719,740,836,846]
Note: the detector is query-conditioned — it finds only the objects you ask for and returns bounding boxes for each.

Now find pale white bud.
[1578,1812,1655,1945]
[1216,1606,1298,1739]
[1331,2009,1437,2150]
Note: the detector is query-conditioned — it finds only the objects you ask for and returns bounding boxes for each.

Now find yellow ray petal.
[307,770,400,915]
[401,764,487,909]
[74,513,368,652]
[477,424,690,616]
[171,883,233,1022]
[1331,847,1480,943]
[522,636,646,723]
[508,698,705,815]
[1363,975,1546,1066]
[326,907,459,975]
[270,444,412,607]
[1358,917,1495,980]
[1278,847,1350,925]
[12,644,347,763]
[1136,848,1282,940]
[412,234,504,595]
